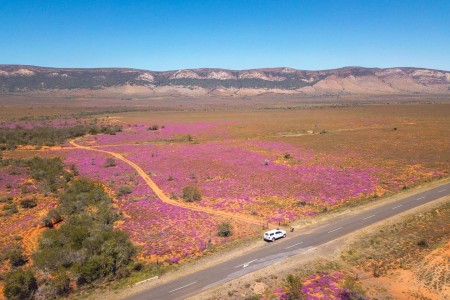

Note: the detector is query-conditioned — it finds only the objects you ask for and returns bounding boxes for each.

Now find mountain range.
[1,65,449,98]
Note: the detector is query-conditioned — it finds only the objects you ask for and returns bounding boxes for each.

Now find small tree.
[3,269,38,300]
[182,186,201,202]
[217,222,233,237]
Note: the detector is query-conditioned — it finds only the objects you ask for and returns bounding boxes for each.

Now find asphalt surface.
[126,182,450,300]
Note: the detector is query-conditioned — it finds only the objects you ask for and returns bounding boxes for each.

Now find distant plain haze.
[1,0,449,71]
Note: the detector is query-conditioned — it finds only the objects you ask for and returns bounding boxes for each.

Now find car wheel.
[283,234,286,238]
[272,237,275,242]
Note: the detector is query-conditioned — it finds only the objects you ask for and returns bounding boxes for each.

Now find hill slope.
[1,65,449,97]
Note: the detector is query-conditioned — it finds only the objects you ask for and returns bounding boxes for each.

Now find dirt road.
[70,138,268,227]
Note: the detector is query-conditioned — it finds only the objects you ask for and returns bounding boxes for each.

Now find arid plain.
[0,97,449,299]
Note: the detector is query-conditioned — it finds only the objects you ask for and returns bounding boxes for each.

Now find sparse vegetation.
[341,202,450,277]
[284,273,302,298]
[2,203,18,216]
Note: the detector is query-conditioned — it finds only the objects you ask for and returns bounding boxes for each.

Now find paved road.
[126,182,450,300]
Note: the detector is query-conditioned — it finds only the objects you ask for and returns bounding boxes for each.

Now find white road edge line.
[417,196,425,200]
[235,259,257,269]
[362,215,376,220]
[169,281,197,293]
[327,227,343,234]
[437,189,447,193]
[392,205,402,210]
[285,242,303,250]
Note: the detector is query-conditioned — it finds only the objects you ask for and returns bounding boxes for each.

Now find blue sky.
[1,0,449,70]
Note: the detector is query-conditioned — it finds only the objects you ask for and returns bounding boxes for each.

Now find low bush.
[103,157,116,168]
[19,198,37,209]
[3,269,38,300]
[2,203,18,216]
[182,186,201,202]
[5,246,28,268]
[0,197,13,204]
[118,186,133,197]
[42,209,63,228]
[217,222,233,237]
[284,274,302,298]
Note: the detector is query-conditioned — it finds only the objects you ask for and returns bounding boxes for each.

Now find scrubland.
[0,100,448,299]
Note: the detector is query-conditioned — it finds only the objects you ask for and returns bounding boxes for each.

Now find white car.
[264,229,286,242]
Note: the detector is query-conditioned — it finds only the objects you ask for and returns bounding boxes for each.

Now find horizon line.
[1,64,449,73]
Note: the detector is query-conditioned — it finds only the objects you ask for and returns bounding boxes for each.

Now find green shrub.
[51,271,71,296]
[417,239,429,248]
[19,198,37,209]
[118,186,132,197]
[25,157,68,192]
[77,255,113,284]
[340,276,367,299]
[103,157,116,168]
[70,164,79,176]
[2,203,18,216]
[0,197,13,204]
[3,269,38,300]
[182,186,201,202]
[5,246,28,268]
[42,209,63,228]
[284,274,302,298]
[217,222,233,237]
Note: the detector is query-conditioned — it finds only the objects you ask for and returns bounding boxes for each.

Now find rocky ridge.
[0,65,449,97]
